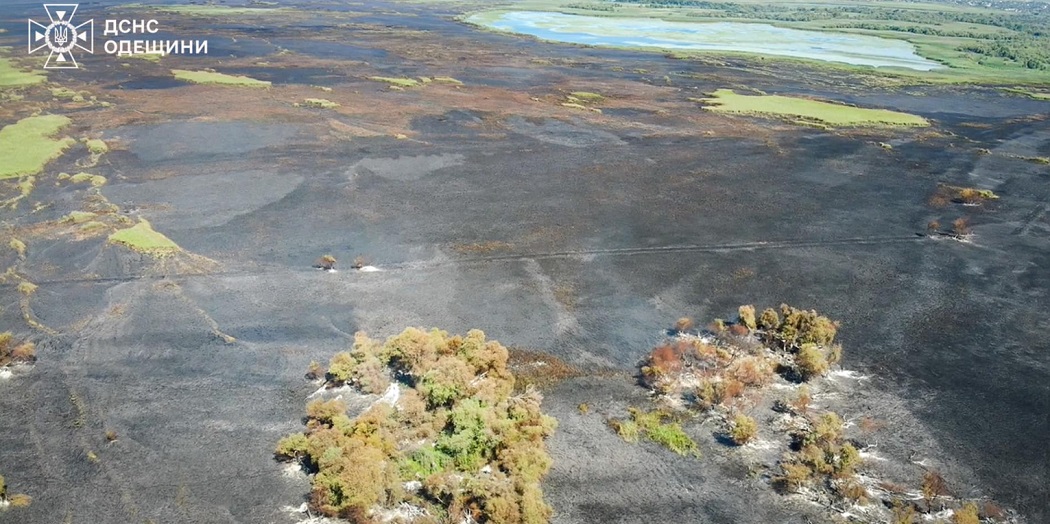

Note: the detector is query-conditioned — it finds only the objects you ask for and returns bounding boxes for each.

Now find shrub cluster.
[276,328,558,523]
[642,305,840,407]
[775,411,863,497]
[0,332,35,367]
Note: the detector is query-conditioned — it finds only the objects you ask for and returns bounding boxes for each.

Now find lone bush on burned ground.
[729,413,758,445]
[275,328,558,523]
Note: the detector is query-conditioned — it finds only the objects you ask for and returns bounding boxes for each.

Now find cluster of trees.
[0,332,35,367]
[275,328,558,523]
[959,38,1050,69]
[775,409,866,502]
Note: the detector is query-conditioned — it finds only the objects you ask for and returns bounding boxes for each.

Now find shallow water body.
[469,11,942,71]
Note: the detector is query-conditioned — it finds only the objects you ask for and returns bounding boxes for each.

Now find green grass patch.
[70,173,106,187]
[1002,87,1050,100]
[0,115,75,180]
[433,76,463,85]
[569,91,604,102]
[368,76,420,87]
[84,139,108,155]
[63,211,97,224]
[79,221,108,234]
[0,58,46,88]
[108,220,180,253]
[612,408,700,456]
[50,87,82,100]
[300,98,339,109]
[172,69,271,87]
[701,89,929,128]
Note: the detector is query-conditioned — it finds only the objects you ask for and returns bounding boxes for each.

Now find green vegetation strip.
[276,328,557,521]
[300,98,339,109]
[0,58,46,88]
[107,220,179,253]
[701,89,929,128]
[369,76,420,87]
[0,115,75,180]
[171,69,271,87]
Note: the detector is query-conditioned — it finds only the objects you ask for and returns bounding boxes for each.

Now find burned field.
[0,0,1047,522]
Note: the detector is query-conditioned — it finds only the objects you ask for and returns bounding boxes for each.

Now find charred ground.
[0,0,1047,523]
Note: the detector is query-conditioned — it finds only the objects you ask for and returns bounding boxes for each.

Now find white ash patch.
[745,437,779,451]
[403,480,422,493]
[307,383,354,399]
[281,502,309,514]
[282,462,306,479]
[375,383,400,407]
[0,368,12,380]
[372,502,430,522]
[358,265,381,272]
[829,369,870,381]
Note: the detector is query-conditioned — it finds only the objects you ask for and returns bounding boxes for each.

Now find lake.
[467,11,942,71]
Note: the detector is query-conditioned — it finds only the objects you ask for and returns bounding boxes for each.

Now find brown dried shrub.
[982,501,1006,520]
[858,416,885,434]
[727,323,749,336]
[927,220,941,232]
[728,356,774,387]
[315,254,337,270]
[305,360,325,381]
[674,317,694,333]
[10,342,35,362]
[952,217,970,236]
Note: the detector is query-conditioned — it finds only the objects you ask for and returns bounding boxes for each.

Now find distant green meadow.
[700,89,930,128]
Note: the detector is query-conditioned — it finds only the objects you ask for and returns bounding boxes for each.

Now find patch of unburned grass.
[433,76,463,85]
[50,87,84,100]
[0,58,46,88]
[1002,87,1050,100]
[701,89,929,128]
[610,407,700,456]
[569,91,604,102]
[369,76,420,88]
[172,69,271,87]
[70,173,106,187]
[84,139,108,155]
[64,211,97,224]
[300,98,339,109]
[108,220,179,253]
[0,115,75,179]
